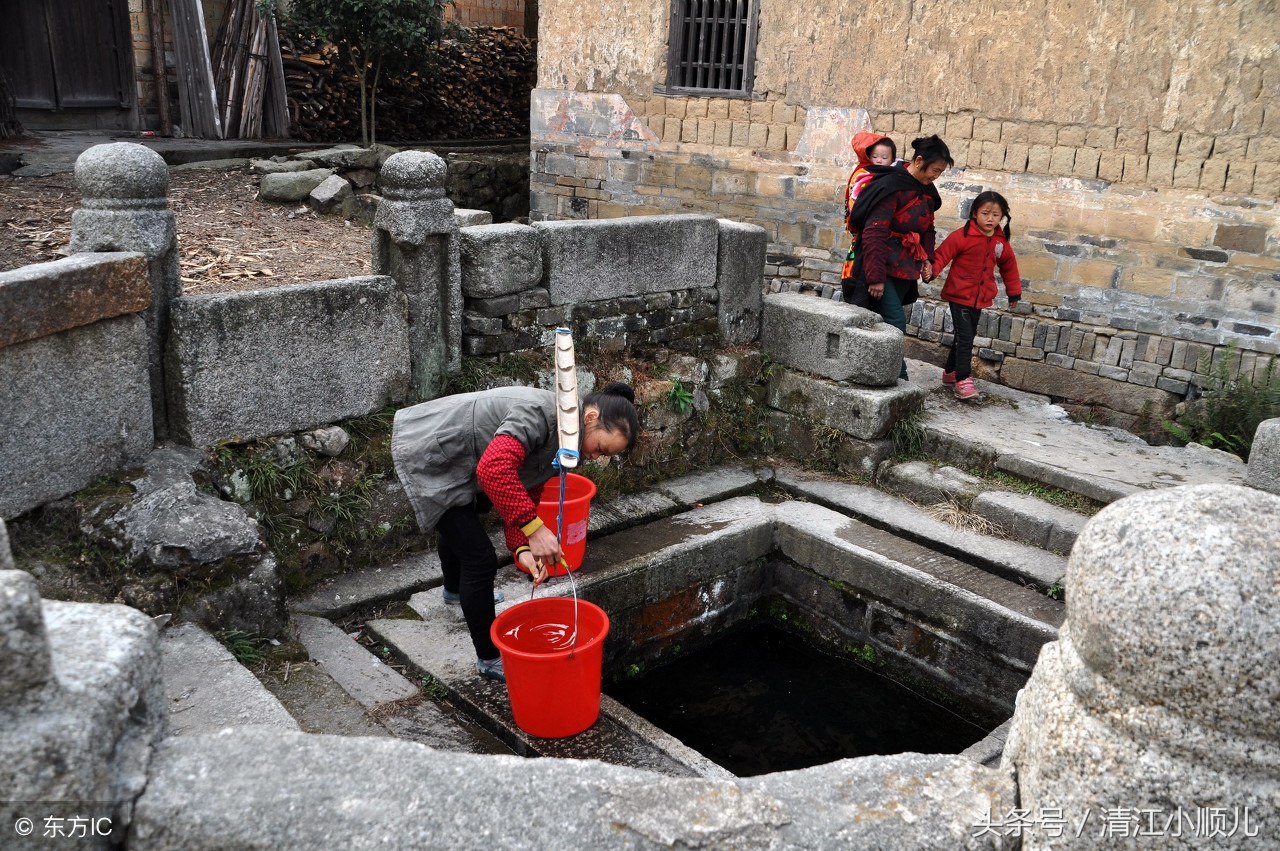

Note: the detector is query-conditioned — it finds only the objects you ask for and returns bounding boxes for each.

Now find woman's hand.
[517,549,550,588]
[868,281,885,299]
[920,261,934,282]
[526,525,564,583]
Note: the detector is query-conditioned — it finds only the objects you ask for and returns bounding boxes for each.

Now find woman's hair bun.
[602,381,635,404]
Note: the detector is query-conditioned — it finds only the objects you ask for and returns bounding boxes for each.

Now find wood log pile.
[281,27,536,142]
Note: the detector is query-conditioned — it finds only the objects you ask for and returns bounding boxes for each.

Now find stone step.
[971,490,1088,555]
[293,613,420,710]
[159,622,298,736]
[289,550,443,619]
[363,574,727,779]
[255,660,393,738]
[775,467,1068,589]
[875,459,1087,555]
[908,359,1246,504]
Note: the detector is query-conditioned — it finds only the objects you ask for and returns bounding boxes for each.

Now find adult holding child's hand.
[841,134,953,382]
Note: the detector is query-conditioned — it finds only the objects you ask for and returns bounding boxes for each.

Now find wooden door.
[0,0,134,109]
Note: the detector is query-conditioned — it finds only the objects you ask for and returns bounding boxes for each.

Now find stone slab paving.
[159,622,298,735]
[972,490,1088,554]
[653,464,774,507]
[907,358,1246,504]
[775,466,1069,588]
[293,613,419,709]
[365,611,705,778]
[289,550,443,618]
[256,662,392,738]
[377,699,514,755]
[587,489,680,536]
[169,158,251,171]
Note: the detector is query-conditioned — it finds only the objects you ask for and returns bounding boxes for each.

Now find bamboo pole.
[146,0,172,136]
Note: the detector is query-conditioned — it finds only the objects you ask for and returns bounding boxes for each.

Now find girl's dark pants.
[436,495,500,660]
[945,302,983,381]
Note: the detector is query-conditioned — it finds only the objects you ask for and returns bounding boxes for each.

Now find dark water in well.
[606,623,991,776]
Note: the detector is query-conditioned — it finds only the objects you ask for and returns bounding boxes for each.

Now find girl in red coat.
[931,191,1022,401]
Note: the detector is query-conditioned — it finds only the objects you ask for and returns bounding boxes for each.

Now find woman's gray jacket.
[391,387,559,533]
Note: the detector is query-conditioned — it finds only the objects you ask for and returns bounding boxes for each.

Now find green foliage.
[890,409,927,459]
[845,642,881,665]
[345,406,397,448]
[810,424,845,471]
[422,676,449,700]
[666,379,695,413]
[758,350,782,383]
[215,629,269,666]
[446,353,548,395]
[1046,580,1065,601]
[206,409,417,595]
[1162,346,1280,461]
[979,470,1102,516]
[283,0,449,144]
[700,377,773,458]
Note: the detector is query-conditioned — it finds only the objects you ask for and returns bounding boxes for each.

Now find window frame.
[656,0,762,100]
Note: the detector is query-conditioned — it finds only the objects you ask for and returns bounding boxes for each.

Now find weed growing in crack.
[890,409,928,460]
[666,379,695,413]
[215,629,269,666]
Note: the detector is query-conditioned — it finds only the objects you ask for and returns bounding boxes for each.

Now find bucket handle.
[525,449,581,656]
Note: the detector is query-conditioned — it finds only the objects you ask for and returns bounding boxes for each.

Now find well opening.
[605,614,992,777]
[445,493,1065,776]
[347,486,1064,778]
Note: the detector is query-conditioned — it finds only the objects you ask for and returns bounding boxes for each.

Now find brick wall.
[446,0,526,32]
[530,90,1279,427]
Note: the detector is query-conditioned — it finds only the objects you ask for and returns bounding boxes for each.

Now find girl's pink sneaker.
[954,377,980,400]
[942,371,957,385]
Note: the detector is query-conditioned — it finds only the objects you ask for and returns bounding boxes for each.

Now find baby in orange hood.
[842,132,898,278]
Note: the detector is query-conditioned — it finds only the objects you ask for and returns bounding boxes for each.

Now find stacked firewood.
[281,27,536,142]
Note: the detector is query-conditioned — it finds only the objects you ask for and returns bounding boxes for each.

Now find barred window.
[664,0,759,97]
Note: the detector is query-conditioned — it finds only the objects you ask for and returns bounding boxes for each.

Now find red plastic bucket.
[527,472,596,575]
[490,597,610,738]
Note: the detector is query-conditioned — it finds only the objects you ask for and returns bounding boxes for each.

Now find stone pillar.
[716,219,766,345]
[0,570,52,701]
[0,570,167,844]
[69,142,180,438]
[1003,484,1280,849]
[372,151,461,402]
[1245,417,1280,495]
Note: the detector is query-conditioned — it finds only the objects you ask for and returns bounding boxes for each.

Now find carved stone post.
[69,143,180,439]
[1003,483,1280,848]
[372,150,462,402]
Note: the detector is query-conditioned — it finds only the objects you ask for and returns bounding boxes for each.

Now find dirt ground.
[0,168,373,293]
